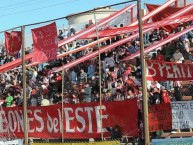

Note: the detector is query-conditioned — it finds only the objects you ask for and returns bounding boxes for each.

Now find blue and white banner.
[0,139,23,145]
[152,138,193,145]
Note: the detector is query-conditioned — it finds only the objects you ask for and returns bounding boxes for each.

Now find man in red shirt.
[155,50,164,61]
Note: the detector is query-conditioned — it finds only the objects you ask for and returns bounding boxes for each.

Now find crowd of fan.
[0,21,193,110]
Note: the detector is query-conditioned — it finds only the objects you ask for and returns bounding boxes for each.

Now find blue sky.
[0,0,165,31]
[0,0,167,45]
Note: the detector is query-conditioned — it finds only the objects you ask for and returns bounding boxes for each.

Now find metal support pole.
[93,10,104,140]
[21,26,28,145]
[62,69,65,142]
[137,0,150,145]
[131,7,134,23]
[184,0,187,6]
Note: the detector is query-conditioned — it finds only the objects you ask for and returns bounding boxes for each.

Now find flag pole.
[93,9,104,140]
[61,69,64,142]
[137,0,150,144]
[21,25,28,145]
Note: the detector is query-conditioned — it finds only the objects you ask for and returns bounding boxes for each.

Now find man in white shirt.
[173,48,184,63]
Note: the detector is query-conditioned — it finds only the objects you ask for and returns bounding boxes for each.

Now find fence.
[0,1,138,145]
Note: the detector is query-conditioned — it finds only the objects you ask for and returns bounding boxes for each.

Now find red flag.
[1,100,138,138]
[32,22,58,63]
[4,31,22,56]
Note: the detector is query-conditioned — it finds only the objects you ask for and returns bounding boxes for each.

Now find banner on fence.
[4,31,22,56]
[146,60,193,81]
[171,101,193,129]
[0,139,23,145]
[149,103,172,132]
[33,141,120,145]
[149,101,193,132]
[0,100,138,139]
[32,22,58,63]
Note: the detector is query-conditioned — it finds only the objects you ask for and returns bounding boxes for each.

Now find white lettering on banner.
[64,108,75,133]
[28,110,34,133]
[157,62,165,77]
[46,112,59,133]
[172,101,193,129]
[95,106,108,133]
[187,64,192,78]
[43,39,53,47]
[146,62,156,77]
[0,106,109,134]
[32,22,58,63]
[146,61,193,80]
[34,109,44,132]
[14,111,23,132]
[42,25,56,38]
[75,107,86,132]
[172,65,182,78]
[34,48,57,62]
[166,65,174,78]
[180,64,186,78]
[0,111,7,132]
[85,107,93,133]
[57,109,62,133]
[8,111,17,132]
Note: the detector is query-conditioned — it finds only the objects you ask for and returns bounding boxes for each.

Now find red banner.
[0,1,180,73]
[4,31,22,56]
[130,0,177,26]
[146,60,193,81]
[0,100,138,139]
[32,22,58,63]
[149,103,172,132]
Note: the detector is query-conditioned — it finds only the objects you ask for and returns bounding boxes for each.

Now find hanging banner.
[4,31,22,56]
[0,0,184,73]
[33,141,120,145]
[149,103,172,132]
[146,60,193,81]
[171,101,193,129]
[0,100,138,139]
[129,0,177,26]
[32,22,58,63]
